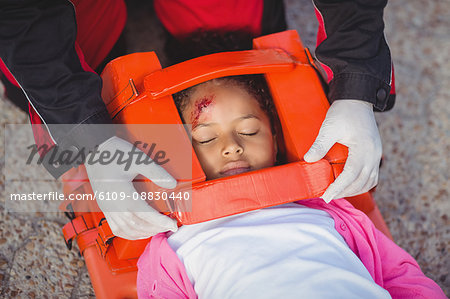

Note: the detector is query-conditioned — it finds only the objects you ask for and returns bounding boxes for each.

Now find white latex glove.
[304,100,382,203]
[84,136,178,239]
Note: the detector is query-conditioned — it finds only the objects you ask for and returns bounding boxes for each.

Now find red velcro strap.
[96,219,116,258]
[62,214,96,250]
[172,160,335,224]
[76,229,99,255]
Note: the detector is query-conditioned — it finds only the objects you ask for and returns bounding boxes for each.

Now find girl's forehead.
[191,81,247,102]
[184,81,264,122]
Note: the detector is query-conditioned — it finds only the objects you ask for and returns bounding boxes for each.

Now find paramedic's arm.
[304,0,393,202]
[0,1,177,239]
[0,0,113,169]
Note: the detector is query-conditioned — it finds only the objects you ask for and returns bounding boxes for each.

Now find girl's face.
[182,81,277,180]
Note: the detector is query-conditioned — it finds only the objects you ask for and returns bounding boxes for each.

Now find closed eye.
[198,138,216,144]
[239,131,258,136]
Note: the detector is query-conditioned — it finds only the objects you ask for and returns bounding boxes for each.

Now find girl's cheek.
[194,144,217,165]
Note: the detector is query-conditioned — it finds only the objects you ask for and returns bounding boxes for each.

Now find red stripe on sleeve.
[314,6,333,83]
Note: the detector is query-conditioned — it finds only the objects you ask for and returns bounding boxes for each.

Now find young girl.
[136,75,445,299]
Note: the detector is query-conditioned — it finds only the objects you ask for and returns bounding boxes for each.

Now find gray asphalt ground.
[1,0,449,297]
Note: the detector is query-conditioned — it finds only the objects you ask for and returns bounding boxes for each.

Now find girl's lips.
[220,161,251,177]
[220,167,251,177]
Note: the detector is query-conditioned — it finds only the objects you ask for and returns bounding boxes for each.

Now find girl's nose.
[222,137,243,157]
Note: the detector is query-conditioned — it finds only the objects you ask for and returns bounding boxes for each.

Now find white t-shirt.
[167,203,391,299]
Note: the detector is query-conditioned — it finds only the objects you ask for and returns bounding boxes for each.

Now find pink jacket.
[137,199,446,298]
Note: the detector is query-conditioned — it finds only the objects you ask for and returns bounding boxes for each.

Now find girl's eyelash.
[198,138,216,144]
[240,132,258,136]
[197,131,258,144]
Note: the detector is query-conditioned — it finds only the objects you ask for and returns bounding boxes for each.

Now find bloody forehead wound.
[191,95,214,127]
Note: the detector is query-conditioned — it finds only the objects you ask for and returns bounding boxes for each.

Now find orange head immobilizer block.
[60,30,391,299]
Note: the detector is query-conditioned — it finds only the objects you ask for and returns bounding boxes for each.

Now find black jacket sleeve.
[0,0,114,177]
[313,0,393,111]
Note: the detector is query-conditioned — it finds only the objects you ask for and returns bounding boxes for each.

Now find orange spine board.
[59,32,393,299]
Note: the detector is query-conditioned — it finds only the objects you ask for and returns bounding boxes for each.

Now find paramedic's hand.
[84,136,178,239]
[304,100,382,203]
